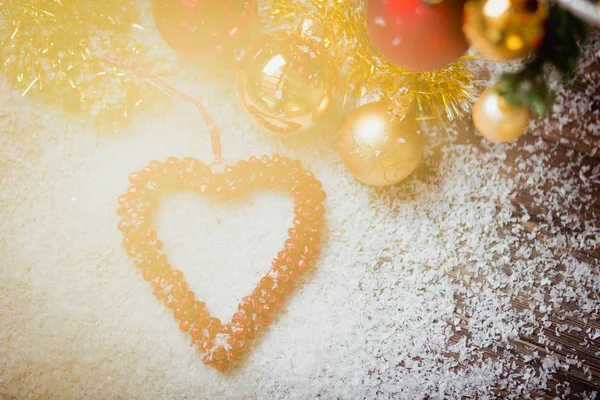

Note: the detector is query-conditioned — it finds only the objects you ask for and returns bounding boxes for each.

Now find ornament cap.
[389,90,417,121]
[298,18,326,40]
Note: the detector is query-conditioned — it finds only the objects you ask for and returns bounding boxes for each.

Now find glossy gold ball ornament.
[338,102,424,187]
[472,86,531,142]
[463,0,549,61]
[236,20,337,135]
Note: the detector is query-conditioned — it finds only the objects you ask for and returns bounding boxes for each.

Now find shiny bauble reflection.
[472,86,531,142]
[236,29,337,135]
[339,102,424,186]
[463,0,548,61]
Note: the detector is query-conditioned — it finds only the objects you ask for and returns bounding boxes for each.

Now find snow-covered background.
[1,4,599,399]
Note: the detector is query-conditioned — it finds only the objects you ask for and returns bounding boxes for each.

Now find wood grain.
[449,61,600,398]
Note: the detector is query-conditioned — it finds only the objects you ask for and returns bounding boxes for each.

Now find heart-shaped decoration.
[117,155,325,371]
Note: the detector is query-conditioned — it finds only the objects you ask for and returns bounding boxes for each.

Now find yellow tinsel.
[262,0,476,121]
[0,0,151,124]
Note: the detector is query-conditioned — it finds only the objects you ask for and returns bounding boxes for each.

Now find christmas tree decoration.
[463,0,549,61]
[262,0,474,122]
[236,20,337,135]
[467,3,589,144]
[472,86,531,142]
[338,101,423,186]
[113,62,325,371]
[119,155,325,372]
[491,5,588,117]
[0,0,150,123]
[365,0,469,71]
[153,0,257,60]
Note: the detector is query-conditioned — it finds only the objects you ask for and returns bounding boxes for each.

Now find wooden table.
[450,62,600,398]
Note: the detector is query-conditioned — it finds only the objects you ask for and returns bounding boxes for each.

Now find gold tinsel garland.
[0,0,151,124]
[1,0,476,123]
[262,0,475,121]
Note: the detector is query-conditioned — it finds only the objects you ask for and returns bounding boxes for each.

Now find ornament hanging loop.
[102,53,223,166]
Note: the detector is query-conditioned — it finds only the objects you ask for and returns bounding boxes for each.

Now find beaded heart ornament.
[112,56,325,372]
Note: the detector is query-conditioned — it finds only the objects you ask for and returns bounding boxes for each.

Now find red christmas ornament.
[365,0,469,71]
[153,0,257,60]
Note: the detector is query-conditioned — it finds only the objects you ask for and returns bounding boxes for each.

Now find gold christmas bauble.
[338,102,424,187]
[463,0,549,61]
[236,22,336,135]
[472,86,531,142]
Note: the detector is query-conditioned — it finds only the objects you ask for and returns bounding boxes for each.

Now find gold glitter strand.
[0,0,153,126]
[261,0,475,121]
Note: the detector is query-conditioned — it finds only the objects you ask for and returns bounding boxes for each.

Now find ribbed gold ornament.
[463,0,549,61]
[236,21,337,135]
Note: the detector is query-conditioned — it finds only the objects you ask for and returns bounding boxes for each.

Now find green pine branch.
[496,4,589,116]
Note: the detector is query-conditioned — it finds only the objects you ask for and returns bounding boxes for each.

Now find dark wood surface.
[450,63,600,398]
[513,63,599,399]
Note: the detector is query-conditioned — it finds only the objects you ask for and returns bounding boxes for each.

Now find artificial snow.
[0,5,599,400]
